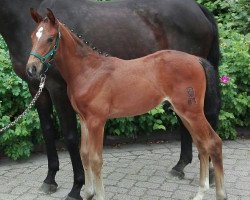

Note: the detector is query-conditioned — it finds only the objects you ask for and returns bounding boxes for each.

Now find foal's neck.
[55,24,104,82]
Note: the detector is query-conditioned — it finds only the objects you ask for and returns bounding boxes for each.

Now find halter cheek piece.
[30,29,61,73]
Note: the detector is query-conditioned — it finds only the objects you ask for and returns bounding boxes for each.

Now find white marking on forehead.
[36,27,44,40]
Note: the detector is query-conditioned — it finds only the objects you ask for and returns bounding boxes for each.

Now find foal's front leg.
[80,116,105,200]
[80,119,94,199]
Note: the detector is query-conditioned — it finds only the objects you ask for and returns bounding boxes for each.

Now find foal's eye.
[47,37,54,43]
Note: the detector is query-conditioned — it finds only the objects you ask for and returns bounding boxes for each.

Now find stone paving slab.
[0,139,250,200]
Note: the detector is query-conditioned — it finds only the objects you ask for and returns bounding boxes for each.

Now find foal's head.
[26,8,60,78]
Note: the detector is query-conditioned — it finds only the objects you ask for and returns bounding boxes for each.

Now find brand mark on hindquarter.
[186,87,197,105]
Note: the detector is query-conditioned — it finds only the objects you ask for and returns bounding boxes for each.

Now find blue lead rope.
[30,30,61,73]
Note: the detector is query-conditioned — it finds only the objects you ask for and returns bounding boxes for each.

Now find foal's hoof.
[170,168,185,179]
[209,168,215,186]
[65,195,83,200]
[83,192,94,200]
[39,182,58,194]
[217,195,228,200]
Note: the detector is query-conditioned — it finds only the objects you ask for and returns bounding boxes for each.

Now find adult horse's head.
[26,8,60,79]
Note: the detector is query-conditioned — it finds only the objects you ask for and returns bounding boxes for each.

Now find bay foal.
[26,9,227,200]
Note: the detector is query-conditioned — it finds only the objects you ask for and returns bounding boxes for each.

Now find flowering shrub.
[220,75,230,85]
[217,26,250,139]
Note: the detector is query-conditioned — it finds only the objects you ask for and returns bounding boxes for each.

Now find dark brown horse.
[26,9,226,200]
[0,0,220,199]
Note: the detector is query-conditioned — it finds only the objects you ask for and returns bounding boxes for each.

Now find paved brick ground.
[0,139,250,200]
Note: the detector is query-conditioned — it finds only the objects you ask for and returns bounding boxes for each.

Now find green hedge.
[0,39,42,159]
[217,27,250,139]
[0,0,249,159]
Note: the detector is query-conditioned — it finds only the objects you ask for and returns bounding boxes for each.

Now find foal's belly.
[108,77,165,118]
[109,97,164,119]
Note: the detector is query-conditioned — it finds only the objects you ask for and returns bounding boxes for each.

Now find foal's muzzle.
[26,61,43,79]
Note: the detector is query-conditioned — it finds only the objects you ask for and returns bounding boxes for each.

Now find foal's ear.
[30,8,43,23]
[46,8,56,25]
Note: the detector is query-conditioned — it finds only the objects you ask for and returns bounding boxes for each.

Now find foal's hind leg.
[195,153,209,200]
[208,132,227,200]
[178,116,210,200]
[178,113,226,200]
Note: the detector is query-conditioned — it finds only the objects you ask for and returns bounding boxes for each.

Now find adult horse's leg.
[204,108,220,185]
[170,119,193,179]
[163,102,193,179]
[49,83,85,200]
[80,116,105,200]
[28,84,59,194]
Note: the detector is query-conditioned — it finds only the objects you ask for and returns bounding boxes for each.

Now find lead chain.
[0,75,46,133]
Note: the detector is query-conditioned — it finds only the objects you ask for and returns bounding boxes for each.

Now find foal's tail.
[198,4,221,71]
[199,58,221,126]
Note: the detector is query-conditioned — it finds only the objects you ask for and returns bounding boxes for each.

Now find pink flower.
[220,75,230,84]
